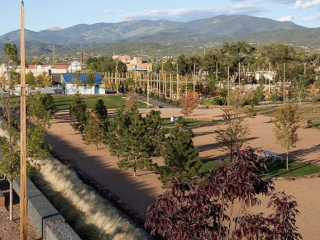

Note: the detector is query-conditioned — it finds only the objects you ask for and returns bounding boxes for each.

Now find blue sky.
[1,0,320,35]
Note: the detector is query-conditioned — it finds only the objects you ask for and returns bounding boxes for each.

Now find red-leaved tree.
[145,148,302,240]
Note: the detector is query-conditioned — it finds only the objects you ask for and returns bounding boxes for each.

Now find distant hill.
[0,15,318,58]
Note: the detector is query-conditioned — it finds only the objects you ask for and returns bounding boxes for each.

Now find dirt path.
[47,109,320,239]
[0,179,41,240]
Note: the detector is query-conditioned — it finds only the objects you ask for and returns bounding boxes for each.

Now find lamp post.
[20,1,27,240]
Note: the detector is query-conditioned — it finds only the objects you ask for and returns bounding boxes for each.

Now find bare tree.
[215,109,249,161]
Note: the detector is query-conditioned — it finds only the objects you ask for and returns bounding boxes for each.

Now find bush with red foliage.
[145,148,302,240]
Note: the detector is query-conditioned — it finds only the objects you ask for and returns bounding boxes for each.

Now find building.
[112,55,152,72]
[26,65,68,76]
[68,61,82,72]
[61,73,104,95]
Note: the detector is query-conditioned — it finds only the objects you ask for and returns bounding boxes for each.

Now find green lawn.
[200,158,320,178]
[53,95,149,110]
[161,118,214,128]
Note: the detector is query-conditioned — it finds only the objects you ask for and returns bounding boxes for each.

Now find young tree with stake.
[272,104,301,170]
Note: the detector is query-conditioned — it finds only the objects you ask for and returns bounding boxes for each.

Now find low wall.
[13,178,81,240]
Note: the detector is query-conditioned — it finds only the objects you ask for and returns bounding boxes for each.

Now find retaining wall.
[13,178,81,240]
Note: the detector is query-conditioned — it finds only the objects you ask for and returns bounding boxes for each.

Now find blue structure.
[61,73,104,95]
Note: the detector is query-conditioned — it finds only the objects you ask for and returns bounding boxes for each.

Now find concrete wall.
[13,178,80,240]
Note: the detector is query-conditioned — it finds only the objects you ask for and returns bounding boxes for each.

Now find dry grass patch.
[32,157,150,240]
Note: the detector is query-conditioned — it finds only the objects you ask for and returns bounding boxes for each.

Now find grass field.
[253,102,320,129]
[200,158,320,178]
[53,94,149,110]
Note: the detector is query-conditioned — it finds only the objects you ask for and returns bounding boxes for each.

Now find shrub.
[174,100,180,108]
[33,157,150,240]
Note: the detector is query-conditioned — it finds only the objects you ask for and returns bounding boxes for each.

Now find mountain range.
[0,15,318,58]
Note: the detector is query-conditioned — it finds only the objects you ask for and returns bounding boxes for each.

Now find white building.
[61,73,105,95]
[68,61,82,72]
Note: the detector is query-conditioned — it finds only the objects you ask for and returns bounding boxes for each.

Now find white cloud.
[119,5,268,22]
[103,9,114,15]
[279,15,294,21]
[294,0,320,9]
[301,12,320,20]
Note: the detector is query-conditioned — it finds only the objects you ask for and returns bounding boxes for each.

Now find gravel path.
[0,179,41,240]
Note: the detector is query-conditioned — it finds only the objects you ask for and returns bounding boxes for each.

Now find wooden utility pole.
[20,2,27,240]
[52,45,55,66]
[215,62,218,80]
[177,64,179,100]
[116,61,118,94]
[227,66,230,106]
[147,72,150,108]
[193,63,196,92]
[283,63,286,105]
[238,61,241,87]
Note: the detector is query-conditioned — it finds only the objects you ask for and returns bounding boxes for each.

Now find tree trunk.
[286,150,289,170]
[9,179,13,221]
[96,144,98,151]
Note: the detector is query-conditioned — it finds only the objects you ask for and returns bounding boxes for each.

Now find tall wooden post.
[147,72,150,108]
[283,63,286,105]
[170,74,172,99]
[215,62,218,80]
[20,2,27,240]
[304,62,306,75]
[227,66,230,106]
[193,63,196,92]
[177,64,179,100]
[238,61,241,87]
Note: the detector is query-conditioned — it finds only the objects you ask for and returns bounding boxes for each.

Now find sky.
[1,0,320,35]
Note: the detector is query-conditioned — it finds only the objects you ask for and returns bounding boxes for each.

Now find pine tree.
[93,99,108,129]
[106,107,130,162]
[160,128,202,183]
[144,110,166,155]
[118,111,152,176]
[83,112,107,150]
[69,92,88,133]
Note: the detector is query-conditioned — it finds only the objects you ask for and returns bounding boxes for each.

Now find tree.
[4,43,20,66]
[146,149,301,240]
[272,104,301,170]
[176,116,186,131]
[0,98,20,221]
[86,72,95,87]
[27,92,56,159]
[215,109,249,161]
[117,106,152,176]
[159,128,202,184]
[26,71,36,87]
[292,75,309,105]
[82,112,107,150]
[309,80,320,113]
[106,107,130,162]
[72,71,82,87]
[36,72,52,87]
[93,99,108,128]
[69,92,88,133]
[180,90,198,116]
[144,110,166,155]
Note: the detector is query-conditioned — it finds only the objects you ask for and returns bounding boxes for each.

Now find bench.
[0,189,5,206]
[299,120,311,128]
[0,189,6,212]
